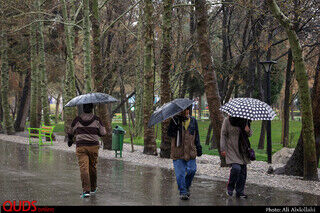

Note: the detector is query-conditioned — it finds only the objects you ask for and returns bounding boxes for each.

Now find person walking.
[67,103,106,198]
[220,116,252,199]
[167,106,202,200]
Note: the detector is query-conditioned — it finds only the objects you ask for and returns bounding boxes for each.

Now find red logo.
[2,201,37,212]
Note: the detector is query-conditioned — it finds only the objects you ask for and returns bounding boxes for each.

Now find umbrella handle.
[172,117,177,125]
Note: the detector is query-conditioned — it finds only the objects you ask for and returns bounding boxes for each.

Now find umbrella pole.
[172,117,181,147]
[172,117,177,125]
[155,124,159,140]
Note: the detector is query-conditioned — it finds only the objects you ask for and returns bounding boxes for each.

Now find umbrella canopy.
[220,98,276,121]
[148,98,194,127]
[64,92,118,107]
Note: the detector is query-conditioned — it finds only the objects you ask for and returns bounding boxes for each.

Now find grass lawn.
[50,119,302,163]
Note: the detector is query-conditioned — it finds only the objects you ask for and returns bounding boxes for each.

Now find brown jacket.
[170,127,197,161]
[220,117,252,165]
[69,113,106,147]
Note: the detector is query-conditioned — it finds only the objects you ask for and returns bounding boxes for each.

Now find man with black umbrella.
[167,106,202,200]
[67,103,106,198]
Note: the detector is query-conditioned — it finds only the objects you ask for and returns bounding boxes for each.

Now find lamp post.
[259,60,277,164]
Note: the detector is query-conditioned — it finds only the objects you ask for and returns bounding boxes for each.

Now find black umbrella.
[220,98,276,121]
[148,98,194,128]
[64,92,118,107]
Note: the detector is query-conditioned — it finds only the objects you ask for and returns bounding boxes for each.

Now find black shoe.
[186,189,190,197]
[236,193,248,199]
[226,190,233,197]
[180,194,189,200]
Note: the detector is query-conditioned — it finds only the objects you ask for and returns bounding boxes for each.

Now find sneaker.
[236,193,248,199]
[186,189,190,197]
[90,188,97,194]
[226,190,233,197]
[80,191,91,198]
[180,194,189,200]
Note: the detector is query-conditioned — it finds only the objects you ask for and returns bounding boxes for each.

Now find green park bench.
[28,126,55,146]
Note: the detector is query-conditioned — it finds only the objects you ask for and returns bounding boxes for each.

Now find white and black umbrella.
[64,92,118,107]
[148,98,194,127]
[220,98,276,121]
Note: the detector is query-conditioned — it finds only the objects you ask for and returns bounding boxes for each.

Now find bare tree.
[194,0,225,166]
[267,0,318,181]
[143,0,157,155]
[159,0,173,158]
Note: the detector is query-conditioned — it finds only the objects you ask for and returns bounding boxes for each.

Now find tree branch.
[100,0,142,39]
[12,19,83,33]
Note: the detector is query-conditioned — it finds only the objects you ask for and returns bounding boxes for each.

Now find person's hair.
[229,116,250,129]
[83,103,93,113]
[180,106,191,116]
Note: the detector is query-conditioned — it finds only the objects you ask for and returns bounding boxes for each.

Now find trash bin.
[112,125,126,158]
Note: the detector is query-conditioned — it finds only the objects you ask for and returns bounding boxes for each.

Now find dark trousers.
[227,163,247,195]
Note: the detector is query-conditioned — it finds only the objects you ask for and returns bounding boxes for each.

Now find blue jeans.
[173,159,197,195]
[227,163,247,195]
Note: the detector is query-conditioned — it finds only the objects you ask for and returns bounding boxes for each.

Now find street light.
[259,60,277,164]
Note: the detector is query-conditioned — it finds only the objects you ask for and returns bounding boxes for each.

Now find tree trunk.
[83,0,92,93]
[159,0,173,159]
[29,15,39,129]
[281,49,293,147]
[205,122,212,146]
[134,6,144,138]
[62,0,77,137]
[276,48,320,177]
[118,35,128,126]
[259,23,273,150]
[219,0,232,100]
[37,0,50,127]
[120,82,127,126]
[55,93,61,124]
[174,0,183,96]
[246,50,256,98]
[36,65,42,127]
[143,0,157,156]
[0,31,14,135]
[119,66,127,126]
[0,94,2,132]
[90,0,113,149]
[312,49,320,166]
[14,70,31,131]
[194,0,225,166]
[267,0,318,181]
[258,121,266,149]
[126,101,135,153]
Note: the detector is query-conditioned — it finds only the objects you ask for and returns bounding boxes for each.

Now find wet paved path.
[0,140,319,206]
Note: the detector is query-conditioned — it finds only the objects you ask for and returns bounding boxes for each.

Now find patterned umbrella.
[64,92,118,107]
[148,98,194,127]
[220,98,276,121]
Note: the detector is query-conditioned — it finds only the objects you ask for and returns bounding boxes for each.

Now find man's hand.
[197,148,202,157]
[221,151,226,157]
[67,134,74,147]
